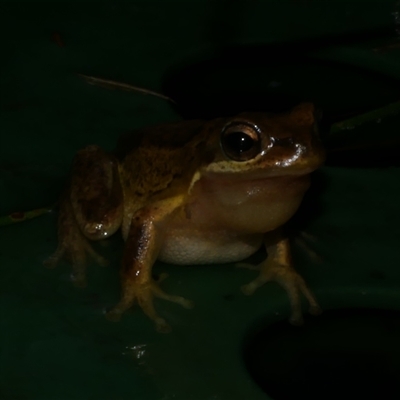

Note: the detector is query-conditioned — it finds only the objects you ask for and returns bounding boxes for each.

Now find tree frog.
[46,103,325,332]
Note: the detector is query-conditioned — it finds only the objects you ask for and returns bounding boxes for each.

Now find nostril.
[274,137,295,147]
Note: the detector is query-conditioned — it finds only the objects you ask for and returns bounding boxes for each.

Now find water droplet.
[122,344,147,361]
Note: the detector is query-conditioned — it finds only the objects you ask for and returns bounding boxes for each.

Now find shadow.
[243,308,400,400]
[286,169,328,236]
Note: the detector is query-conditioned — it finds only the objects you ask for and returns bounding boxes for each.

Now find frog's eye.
[220,122,262,162]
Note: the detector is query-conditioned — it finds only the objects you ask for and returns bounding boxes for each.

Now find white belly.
[158,230,263,265]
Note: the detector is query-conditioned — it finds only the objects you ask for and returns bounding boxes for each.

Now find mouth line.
[249,174,312,185]
[241,162,322,180]
[205,170,314,188]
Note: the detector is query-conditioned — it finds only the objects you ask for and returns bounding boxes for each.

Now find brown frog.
[46,103,325,332]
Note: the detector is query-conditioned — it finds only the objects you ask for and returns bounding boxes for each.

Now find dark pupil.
[225,131,255,154]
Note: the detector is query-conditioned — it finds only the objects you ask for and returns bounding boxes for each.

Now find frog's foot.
[44,236,108,288]
[236,262,261,271]
[241,262,321,325]
[106,277,194,333]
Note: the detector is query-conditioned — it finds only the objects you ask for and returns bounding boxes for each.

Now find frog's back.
[115,120,214,202]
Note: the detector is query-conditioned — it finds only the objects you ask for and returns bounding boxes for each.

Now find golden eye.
[220,122,261,162]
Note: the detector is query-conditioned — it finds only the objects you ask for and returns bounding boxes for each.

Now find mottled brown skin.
[46,103,325,332]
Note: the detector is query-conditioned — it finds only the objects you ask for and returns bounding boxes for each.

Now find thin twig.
[0,206,54,227]
[77,73,176,104]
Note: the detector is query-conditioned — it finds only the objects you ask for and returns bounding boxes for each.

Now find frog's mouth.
[204,157,323,182]
[200,171,312,199]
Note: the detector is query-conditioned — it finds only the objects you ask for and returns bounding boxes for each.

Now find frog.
[45,103,325,333]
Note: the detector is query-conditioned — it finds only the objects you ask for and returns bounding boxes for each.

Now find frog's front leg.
[241,232,321,325]
[106,197,193,333]
[45,145,123,286]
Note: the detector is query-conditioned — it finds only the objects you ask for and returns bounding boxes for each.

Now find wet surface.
[2,1,400,399]
[244,308,400,400]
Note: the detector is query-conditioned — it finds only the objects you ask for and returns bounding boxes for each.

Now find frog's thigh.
[44,194,108,287]
[69,145,123,240]
[241,235,321,325]
[107,196,193,332]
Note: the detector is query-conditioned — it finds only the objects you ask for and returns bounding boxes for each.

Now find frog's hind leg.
[44,195,109,287]
[45,145,123,286]
[241,234,321,325]
[69,145,123,241]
